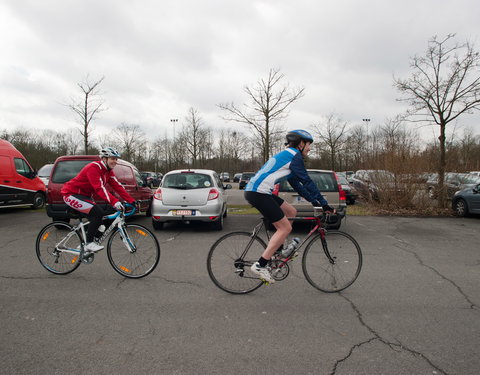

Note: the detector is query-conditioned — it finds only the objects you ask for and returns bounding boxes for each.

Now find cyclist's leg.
[63,195,104,250]
[245,191,292,266]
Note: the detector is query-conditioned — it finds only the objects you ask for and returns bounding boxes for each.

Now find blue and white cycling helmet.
[285,129,314,145]
[99,147,121,158]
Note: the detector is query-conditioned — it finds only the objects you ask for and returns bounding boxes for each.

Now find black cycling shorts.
[244,191,285,224]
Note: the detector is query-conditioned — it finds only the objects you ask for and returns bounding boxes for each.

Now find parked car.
[141,171,161,188]
[151,169,231,230]
[469,171,480,177]
[338,174,357,205]
[219,172,230,182]
[37,164,54,186]
[233,173,242,183]
[452,183,480,216]
[426,172,480,200]
[46,155,153,223]
[272,169,346,229]
[352,169,404,201]
[239,172,255,190]
[0,139,46,209]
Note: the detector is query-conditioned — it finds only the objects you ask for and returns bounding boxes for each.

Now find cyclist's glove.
[311,200,323,207]
[114,201,124,211]
[322,204,335,213]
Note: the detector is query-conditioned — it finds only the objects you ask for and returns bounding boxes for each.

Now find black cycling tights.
[87,205,115,242]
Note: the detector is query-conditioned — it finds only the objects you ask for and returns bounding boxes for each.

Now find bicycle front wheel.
[302,231,362,293]
[107,224,160,279]
[36,222,82,275]
[207,232,266,294]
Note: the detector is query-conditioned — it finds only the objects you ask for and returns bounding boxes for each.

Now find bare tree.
[394,34,480,206]
[218,68,305,163]
[68,75,107,154]
[179,108,209,168]
[113,123,145,163]
[312,114,349,170]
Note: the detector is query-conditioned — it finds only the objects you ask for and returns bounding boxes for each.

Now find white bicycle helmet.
[99,147,121,158]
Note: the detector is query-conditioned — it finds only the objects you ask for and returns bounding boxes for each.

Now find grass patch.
[227,204,259,215]
[346,204,373,216]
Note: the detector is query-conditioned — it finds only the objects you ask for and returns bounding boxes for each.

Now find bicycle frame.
[248,211,336,266]
[54,205,137,256]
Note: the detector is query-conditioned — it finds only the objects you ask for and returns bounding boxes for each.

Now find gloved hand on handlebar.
[311,200,335,214]
[114,201,124,211]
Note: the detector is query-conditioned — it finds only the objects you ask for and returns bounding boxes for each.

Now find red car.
[46,155,153,223]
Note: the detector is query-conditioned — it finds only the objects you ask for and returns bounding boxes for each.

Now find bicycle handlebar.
[104,203,137,220]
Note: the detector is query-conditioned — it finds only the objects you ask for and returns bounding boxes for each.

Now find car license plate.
[173,210,194,216]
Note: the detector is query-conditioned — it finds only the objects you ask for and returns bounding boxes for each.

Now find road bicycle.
[207,209,362,294]
[36,203,160,278]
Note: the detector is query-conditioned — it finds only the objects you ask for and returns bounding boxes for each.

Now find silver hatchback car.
[151,169,231,230]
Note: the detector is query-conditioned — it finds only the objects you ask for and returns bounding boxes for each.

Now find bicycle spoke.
[207,232,266,294]
[107,224,160,278]
[36,223,82,275]
[302,231,362,292]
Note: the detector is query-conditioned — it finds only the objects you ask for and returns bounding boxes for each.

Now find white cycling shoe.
[250,262,275,283]
[84,242,104,252]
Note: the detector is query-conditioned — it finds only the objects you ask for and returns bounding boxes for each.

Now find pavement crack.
[157,276,203,289]
[393,241,478,310]
[331,294,449,375]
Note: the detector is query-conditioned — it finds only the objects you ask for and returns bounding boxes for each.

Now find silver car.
[151,169,231,230]
[273,169,347,229]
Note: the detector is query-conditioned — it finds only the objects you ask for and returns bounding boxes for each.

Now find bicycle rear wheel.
[207,232,266,294]
[302,231,362,292]
[107,224,160,278]
[36,222,82,275]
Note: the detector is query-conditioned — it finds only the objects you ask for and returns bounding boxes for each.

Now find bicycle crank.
[81,252,95,264]
[269,259,290,281]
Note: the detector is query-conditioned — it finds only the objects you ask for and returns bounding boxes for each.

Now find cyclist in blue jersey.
[244,129,335,283]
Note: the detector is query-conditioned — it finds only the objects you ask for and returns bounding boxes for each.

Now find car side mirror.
[29,171,37,179]
[224,184,232,190]
[473,184,480,194]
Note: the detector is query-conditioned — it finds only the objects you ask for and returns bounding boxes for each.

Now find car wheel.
[152,219,164,230]
[212,215,224,231]
[428,187,436,199]
[32,192,46,209]
[453,198,468,217]
[223,206,228,218]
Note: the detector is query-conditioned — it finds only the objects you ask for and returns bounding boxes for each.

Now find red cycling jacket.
[61,161,135,205]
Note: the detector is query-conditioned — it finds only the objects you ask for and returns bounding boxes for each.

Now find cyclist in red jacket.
[61,147,135,252]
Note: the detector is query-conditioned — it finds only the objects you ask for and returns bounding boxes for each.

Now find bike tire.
[36,222,82,275]
[107,224,160,279]
[302,231,362,293]
[207,231,266,294]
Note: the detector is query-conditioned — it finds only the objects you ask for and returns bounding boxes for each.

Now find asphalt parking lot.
[0,208,479,375]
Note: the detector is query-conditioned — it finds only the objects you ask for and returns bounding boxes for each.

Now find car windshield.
[242,173,254,180]
[51,160,91,183]
[462,174,480,184]
[338,175,349,185]
[278,171,338,192]
[38,164,53,177]
[162,173,213,190]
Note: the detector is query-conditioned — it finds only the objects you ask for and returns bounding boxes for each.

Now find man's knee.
[88,205,104,219]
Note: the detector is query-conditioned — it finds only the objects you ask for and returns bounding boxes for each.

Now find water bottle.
[282,237,300,257]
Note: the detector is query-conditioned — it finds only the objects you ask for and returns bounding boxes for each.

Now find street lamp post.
[170,118,178,140]
[362,118,371,152]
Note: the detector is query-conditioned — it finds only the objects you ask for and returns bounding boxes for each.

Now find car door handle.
[16,181,22,183]
[3,180,10,183]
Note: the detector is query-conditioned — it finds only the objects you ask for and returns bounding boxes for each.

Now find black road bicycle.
[207,209,362,294]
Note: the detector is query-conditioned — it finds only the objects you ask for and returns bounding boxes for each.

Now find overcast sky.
[1,0,479,144]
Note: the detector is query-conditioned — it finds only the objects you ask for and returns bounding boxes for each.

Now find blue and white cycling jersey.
[245,148,328,205]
